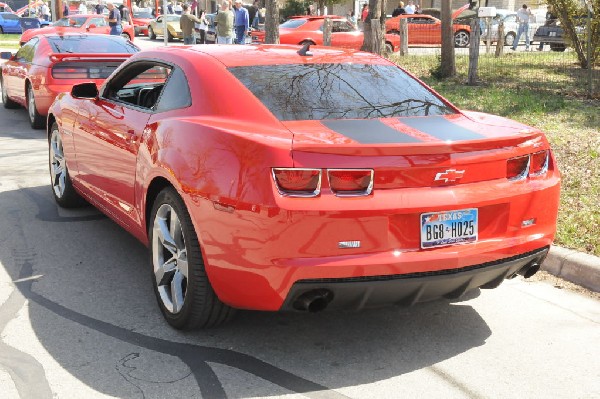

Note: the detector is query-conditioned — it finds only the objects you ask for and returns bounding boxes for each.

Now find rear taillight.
[529,150,549,177]
[507,155,530,181]
[327,169,374,196]
[272,168,321,197]
[51,66,88,79]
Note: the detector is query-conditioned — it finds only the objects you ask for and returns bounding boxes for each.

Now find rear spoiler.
[49,53,134,62]
[293,131,545,156]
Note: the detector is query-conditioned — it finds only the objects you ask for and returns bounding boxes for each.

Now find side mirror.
[88,23,97,29]
[71,82,99,99]
[0,51,14,60]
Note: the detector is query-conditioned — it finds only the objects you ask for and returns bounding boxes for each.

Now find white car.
[482,10,545,47]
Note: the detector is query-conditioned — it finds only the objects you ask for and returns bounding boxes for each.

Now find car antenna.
[297,42,313,56]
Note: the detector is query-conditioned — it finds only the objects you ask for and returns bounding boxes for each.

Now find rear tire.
[385,42,393,54]
[27,85,45,129]
[49,122,85,208]
[504,32,516,47]
[1,77,19,109]
[149,187,234,330]
[148,26,156,40]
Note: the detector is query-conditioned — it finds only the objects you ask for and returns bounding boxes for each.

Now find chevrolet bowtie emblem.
[434,169,465,183]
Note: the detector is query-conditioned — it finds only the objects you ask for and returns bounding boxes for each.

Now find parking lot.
[0,38,599,399]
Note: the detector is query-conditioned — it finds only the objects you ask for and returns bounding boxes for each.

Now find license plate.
[420,208,478,249]
[206,32,216,41]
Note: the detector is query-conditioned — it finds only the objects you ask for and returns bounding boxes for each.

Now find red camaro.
[19,14,136,44]
[132,10,153,36]
[252,16,400,53]
[385,14,471,47]
[1,33,138,128]
[47,45,560,330]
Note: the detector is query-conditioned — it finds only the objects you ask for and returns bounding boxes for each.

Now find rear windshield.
[229,63,455,121]
[280,19,307,29]
[47,36,139,53]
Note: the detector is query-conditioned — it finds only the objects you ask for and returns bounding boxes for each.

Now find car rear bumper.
[280,246,549,311]
[191,170,560,312]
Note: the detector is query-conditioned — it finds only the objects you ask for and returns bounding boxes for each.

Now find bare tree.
[264,0,280,44]
[439,0,455,77]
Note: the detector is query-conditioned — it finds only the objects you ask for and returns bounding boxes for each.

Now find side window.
[16,38,39,63]
[104,62,172,111]
[332,20,350,33]
[154,67,192,113]
[505,15,517,23]
[89,17,106,27]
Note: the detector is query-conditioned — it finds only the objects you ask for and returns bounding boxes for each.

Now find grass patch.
[390,54,600,256]
[0,34,20,50]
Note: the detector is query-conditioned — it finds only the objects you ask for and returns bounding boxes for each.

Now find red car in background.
[386,14,471,47]
[1,33,138,128]
[132,10,153,36]
[47,45,560,330]
[252,16,400,53]
[19,14,136,44]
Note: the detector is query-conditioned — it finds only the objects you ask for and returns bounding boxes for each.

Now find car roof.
[142,44,390,68]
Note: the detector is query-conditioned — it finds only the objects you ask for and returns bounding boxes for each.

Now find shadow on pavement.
[0,184,491,398]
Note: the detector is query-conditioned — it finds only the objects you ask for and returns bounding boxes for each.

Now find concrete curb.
[542,246,600,293]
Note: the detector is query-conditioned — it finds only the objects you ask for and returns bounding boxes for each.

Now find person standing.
[215,0,234,44]
[512,4,533,51]
[537,5,557,51]
[360,4,368,22]
[404,1,415,15]
[180,4,202,44]
[248,0,259,27]
[63,2,69,16]
[119,3,133,24]
[95,3,104,14]
[232,0,249,45]
[78,2,86,14]
[107,2,122,35]
[41,2,50,21]
[347,9,357,29]
[195,9,208,43]
[391,2,406,17]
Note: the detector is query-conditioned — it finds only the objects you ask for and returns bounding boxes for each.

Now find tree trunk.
[371,20,383,55]
[323,18,332,46]
[264,0,279,44]
[468,18,480,85]
[399,18,408,55]
[439,0,455,77]
[360,0,383,53]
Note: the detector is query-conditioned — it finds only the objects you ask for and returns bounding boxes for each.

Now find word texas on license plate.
[420,208,478,249]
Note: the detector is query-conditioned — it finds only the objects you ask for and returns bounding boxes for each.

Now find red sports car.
[19,14,136,44]
[385,14,471,47]
[252,16,400,53]
[47,45,560,330]
[1,33,138,128]
[132,10,153,36]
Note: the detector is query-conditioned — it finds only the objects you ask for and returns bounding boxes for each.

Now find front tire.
[27,85,45,129]
[149,187,234,330]
[1,77,19,109]
[454,30,470,47]
[49,123,85,208]
[148,26,156,40]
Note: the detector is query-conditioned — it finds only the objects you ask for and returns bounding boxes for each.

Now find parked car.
[46,44,560,329]
[148,14,182,41]
[252,16,400,53]
[533,17,586,52]
[132,10,153,36]
[1,33,138,128]
[482,10,544,47]
[19,14,136,44]
[0,11,21,33]
[385,13,471,47]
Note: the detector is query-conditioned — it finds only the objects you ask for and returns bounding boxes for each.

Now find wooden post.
[495,22,505,57]
[323,17,332,46]
[439,0,455,77]
[264,0,279,44]
[485,17,492,54]
[399,18,408,55]
[468,18,480,85]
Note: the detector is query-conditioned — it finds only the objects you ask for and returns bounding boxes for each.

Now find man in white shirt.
[512,4,533,51]
[404,1,415,14]
[78,2,87,14]
[41,2,50,21]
